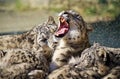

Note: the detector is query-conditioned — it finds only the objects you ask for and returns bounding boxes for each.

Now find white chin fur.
[68,56,81,65]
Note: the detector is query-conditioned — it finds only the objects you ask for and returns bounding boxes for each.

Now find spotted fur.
[0,16,57,60]
[0,16,57,79]
[102,66,120,79]
[48,43,120,79]
[0,49,48,79]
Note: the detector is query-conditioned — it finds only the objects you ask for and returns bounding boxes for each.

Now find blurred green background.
[0,0,120,47]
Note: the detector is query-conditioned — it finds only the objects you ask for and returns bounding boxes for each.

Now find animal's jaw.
[54,16,70,37]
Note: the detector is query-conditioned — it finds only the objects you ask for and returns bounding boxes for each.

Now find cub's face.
[36,16,57,48]
[70,44,109,69]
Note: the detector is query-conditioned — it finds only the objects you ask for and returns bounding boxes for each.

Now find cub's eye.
[48,24,53,25]
[41,38,47,42]
[54,42,58,44]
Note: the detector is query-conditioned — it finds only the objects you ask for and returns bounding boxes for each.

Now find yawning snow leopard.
[48,10,93,71]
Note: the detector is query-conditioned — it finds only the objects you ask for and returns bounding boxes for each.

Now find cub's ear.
[86,24,93,32]
[98,48,107,62]
[47,16,56,24]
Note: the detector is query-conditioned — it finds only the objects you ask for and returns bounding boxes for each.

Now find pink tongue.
[55,23,69,36]
[56,27,68,35]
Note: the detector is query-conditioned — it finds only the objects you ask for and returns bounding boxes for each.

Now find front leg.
[28,70,47,79]
[50,47,71,72]
[0,63,34,79]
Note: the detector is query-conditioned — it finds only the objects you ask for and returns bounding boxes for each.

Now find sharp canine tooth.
[61,19,65,23]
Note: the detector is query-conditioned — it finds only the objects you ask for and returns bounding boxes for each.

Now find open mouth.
[54,16,69,37]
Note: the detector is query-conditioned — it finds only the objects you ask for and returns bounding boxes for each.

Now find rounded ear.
[47,16,56,24]
[86,24,93,32]
[98,48,107,62]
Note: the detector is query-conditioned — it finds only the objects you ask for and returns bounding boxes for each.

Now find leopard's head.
[33,16,58,58]
[36,16,57,47]
[69,43,110,76]
[48,10,92,49]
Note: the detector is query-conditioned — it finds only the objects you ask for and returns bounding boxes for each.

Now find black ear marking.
[86,24,93,32]
[105,52,110,66]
